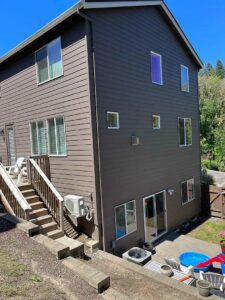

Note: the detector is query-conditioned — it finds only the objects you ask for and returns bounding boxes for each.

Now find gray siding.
[0,18,99,234]
[88,6,201,253]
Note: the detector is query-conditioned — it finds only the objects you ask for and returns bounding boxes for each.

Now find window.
[181,178,195,204]
[107,112,119,129]
[47,116,66,155]
[36,37,63,84]
[178,117,192,146]
[115,200,137,239]
[181,65,189,92]
[151,52,163,85]
[30,121,46,155]
[152,115,160,129]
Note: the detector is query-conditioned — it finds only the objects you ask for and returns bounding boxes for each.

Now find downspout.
[77,10,106,251]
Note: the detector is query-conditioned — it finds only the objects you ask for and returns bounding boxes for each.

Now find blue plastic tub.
[179,252,212,273]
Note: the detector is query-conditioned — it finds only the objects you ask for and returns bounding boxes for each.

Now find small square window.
[181,65,189,92]
[107,112,119,129]
[152,115,160,129]
[151,52,163,85]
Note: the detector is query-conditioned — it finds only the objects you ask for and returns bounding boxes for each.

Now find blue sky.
[0,0,223,66]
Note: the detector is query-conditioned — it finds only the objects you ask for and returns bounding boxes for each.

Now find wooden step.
[32,215,53,226]
[30,201,44,210]
[29,208,48,219]
[22,189,36,197]
[40,222,58,234]
[25,195,40,204]
[19,184,32,191]
[46,229,64,240]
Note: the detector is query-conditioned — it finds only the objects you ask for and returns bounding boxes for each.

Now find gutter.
[77,10,106,251]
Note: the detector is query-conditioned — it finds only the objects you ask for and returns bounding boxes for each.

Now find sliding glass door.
[143,191,167,241]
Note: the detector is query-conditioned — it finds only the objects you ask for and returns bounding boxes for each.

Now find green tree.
[216,59,225,78]
[204,63,215,77]
[199,74,225,166]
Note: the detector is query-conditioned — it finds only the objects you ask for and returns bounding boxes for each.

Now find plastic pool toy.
[179,252,212,273]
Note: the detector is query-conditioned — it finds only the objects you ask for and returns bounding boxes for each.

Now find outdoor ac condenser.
[64,195,86,218]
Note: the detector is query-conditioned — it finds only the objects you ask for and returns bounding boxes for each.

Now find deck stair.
[19,184,64,240]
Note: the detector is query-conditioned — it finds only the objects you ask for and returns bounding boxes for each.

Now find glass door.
[143,191,166,242]
[6,125,16,165]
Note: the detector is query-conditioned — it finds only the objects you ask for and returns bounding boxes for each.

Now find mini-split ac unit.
[64,195,86,218]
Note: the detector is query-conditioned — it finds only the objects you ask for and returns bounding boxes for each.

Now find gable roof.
[0,0,203,68]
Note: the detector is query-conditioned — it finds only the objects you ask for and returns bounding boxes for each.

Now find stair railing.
[27,159,64,233]
[0,163,31,220]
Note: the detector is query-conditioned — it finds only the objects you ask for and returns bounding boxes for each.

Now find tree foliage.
[199,61,225,171]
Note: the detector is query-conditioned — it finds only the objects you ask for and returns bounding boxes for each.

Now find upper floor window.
[35,37,63,85]
[115,200,137,240]
[107,112,119,129]
[152,115,160,129]
[47,116,66,156]
[181,178,195,205]
[178,117,192,146]
[181,65,189,92]
[30,120,46,155]
[151,52,163,85]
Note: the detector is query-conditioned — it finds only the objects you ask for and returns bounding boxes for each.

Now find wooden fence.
[202,184,225,218]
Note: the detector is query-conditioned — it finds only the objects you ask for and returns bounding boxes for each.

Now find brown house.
[0,0,203,254]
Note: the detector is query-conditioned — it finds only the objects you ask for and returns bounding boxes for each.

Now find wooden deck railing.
[30,155,51,180]
[0,163,31,220]
[27,159,64,232]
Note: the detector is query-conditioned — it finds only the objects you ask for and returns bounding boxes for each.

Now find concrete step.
[56,236,84,257]
[21,189,36,197]
[63,257,110,293]
[40,222,58,234]
[25,195,40,204]
[32,215,53,226]
[46,229,64,240]
[30,201,44,210]
[29,208,48,219]
[19,184,33,192]
[32,234,70,260]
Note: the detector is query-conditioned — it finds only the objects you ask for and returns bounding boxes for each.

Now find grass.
[188,218,225,244]
[0,247,67,299]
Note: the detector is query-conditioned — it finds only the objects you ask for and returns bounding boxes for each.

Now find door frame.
[5,124,17,166]
[143,190,167,242]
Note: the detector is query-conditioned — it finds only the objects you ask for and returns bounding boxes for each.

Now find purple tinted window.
[151,52,162,84]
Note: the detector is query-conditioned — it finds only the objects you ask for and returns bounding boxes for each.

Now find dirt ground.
[0,218,100,300]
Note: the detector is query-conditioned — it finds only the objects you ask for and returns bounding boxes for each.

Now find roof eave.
[0,0,84,65]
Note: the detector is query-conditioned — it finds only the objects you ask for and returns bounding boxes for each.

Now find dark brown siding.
[88,6,201,253]
[0,18,99,235]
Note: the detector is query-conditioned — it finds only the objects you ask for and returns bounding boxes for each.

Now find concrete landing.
[32,234,70,260]
[63,256,110,293]
[56,236,84,257]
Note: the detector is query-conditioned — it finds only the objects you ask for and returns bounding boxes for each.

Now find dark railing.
[27,159,64,232]
[0,163,31,220]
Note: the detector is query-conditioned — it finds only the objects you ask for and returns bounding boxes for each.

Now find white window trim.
[181,178,195,205]
[152,115,161,129]
[35,37,64,86]
[178,117,192,147]
[107,111,120,129]
[114,200,137,240]
[151,51,163,85]
[29,120,46,156]
[46,116,67,157]
[181,65,190,93]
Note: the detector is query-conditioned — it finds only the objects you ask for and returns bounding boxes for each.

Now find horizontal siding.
[0,19,97,213]
[89,6,201,253]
